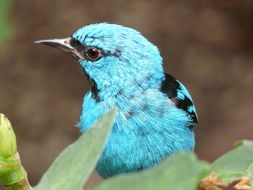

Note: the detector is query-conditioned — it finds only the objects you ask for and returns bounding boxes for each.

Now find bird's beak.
[34,37,84,59]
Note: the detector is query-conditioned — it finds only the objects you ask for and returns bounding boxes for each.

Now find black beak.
[34,37,84,59]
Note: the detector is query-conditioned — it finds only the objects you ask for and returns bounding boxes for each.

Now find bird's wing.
[160,73,198,126]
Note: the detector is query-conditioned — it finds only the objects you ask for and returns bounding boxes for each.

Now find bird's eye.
[86,47,101,61]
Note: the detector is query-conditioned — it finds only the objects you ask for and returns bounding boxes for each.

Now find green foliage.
[1,109,253,190]
[0,0,11,46]
[32,107,253,190]
[248,163,253,188]
[92,153,210,190]
[34,109,116,190]
[0,114,17,158]
[0,114,30,190]
[0,156,24,185]
[211,140,253,182]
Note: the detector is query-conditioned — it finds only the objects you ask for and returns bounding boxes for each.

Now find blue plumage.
[36,23,198,179]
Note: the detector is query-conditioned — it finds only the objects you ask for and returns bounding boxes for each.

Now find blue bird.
[36,23,198,179]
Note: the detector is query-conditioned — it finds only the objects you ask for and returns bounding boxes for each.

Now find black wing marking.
[160,73,198,125]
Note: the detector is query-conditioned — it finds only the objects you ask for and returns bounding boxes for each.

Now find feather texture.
[71,23,197,178]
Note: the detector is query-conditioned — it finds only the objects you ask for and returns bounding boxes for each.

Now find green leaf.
[247,163,253,190]
[212,140,253,182]
[0,0,12,46]
[34,109,117,190]
[234,140,253,150]
[92,152,210,190]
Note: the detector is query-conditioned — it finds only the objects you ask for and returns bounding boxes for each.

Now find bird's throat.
[84,72,100,102]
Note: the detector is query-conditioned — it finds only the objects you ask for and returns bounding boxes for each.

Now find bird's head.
[36,23,164,100]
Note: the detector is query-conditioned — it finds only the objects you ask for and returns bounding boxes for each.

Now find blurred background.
[0,0,253,189]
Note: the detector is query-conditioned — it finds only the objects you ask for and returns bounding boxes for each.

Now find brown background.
[0,0,253,189]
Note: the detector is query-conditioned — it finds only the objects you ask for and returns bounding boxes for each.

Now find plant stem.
[0,153,32,190]
[0,114,32,190]
[4,174,31,190]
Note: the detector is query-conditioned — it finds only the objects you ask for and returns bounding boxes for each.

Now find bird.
[35,23,198,179]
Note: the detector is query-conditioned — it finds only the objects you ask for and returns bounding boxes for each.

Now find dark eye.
[86,47,101,61]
